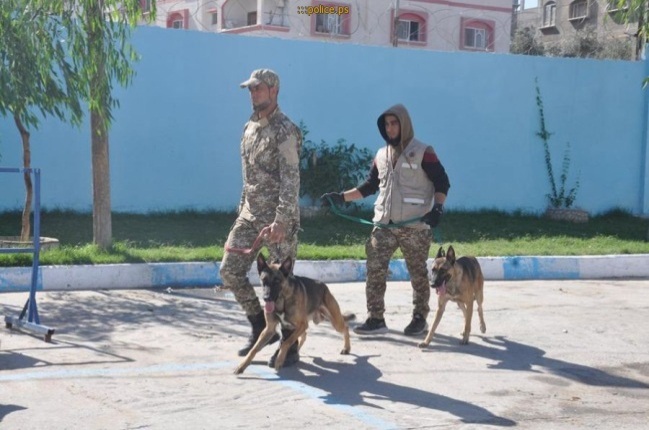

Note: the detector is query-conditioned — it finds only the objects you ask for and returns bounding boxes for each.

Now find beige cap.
[240,69,280,89]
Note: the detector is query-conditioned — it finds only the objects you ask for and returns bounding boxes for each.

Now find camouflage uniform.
[360,104,449,323]
[365,226,431,320]
[220,70,302,317]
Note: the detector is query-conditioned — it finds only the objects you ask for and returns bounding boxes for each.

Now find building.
[514,0,639,57]
[142,0,515,53]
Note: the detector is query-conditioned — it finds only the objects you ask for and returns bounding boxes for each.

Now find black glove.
[422,203,444,228]
[320,192,345,207]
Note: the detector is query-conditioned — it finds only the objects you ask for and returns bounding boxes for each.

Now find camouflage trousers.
[365,226,432,320]
[219,217,298,317]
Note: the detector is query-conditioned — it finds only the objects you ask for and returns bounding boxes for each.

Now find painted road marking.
[1,360,396,429]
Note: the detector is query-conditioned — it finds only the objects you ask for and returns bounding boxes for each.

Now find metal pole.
[392,0,400,47]
[2,167,55,342]
[28,168,41,324]
[511,0,520,42]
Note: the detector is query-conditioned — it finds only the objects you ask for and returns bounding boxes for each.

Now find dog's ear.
[447,246,456,265]
[436,246,445,258]
[256,253,268,273]
[279,257,293,277]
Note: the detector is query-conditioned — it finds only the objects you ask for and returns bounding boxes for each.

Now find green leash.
[324,196,444,244]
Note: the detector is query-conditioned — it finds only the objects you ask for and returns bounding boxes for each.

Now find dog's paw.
[274,355,286,371]
[234,366,246,375]
[417,341,429,349]
[340,348,350,355]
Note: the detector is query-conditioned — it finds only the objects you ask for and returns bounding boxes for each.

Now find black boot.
[268,329,300,368]
[238,311,280,357]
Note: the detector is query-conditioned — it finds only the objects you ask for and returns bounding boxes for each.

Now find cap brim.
[240,77,261,88]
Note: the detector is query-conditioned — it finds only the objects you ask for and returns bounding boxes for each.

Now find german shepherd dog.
[418,245,486,348]
[234,253,352,374]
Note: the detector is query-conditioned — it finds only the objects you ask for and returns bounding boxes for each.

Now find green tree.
[611,0,648,61]
[65,0,156,249]
[46,0,155,249]
[1,1,155,248]
[510,26,545,56]
[0,1,84,241]
[598,36,634,60]
[560,25,601,58]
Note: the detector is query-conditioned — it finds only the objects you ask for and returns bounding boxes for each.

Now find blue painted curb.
[1,255,648,292]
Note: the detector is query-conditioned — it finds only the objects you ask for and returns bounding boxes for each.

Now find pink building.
[143,0,514,53]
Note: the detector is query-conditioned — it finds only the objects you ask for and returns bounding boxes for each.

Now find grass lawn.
[0,209,648,266]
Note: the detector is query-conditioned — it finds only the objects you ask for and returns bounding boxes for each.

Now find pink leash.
[224,226,271,255]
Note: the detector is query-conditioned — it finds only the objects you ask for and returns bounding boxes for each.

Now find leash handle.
[325,195,423,228]
[225,225,271,255]
[326,195,445,246]
[431,227,443,246]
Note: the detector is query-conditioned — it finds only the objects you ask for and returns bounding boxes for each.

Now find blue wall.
[1,27,648,215]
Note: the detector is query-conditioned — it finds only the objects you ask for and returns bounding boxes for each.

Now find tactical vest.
[372,139,434,228]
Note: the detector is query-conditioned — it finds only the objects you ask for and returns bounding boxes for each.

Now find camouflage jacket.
[238,106,302,227]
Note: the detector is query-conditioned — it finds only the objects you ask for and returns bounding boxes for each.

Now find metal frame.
[1,167,55,342]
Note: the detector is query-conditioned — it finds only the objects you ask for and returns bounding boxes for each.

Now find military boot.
[238,311,280,357]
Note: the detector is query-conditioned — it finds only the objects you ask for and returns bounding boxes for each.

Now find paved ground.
[1,279,649,429]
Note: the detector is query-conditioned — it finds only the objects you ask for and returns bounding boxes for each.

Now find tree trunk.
[88,0,112,250]
[90,95,112,250]
[14,114,32,242]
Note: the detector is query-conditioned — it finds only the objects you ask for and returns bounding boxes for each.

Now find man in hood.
[321,104,450,336]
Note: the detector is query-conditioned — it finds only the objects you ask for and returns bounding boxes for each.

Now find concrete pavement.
[1,279,649,429]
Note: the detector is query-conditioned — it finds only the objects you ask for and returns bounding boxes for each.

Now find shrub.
[510,26,545,56]
[299,121,374,206]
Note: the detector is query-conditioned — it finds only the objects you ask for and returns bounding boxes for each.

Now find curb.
[2,255,649,292]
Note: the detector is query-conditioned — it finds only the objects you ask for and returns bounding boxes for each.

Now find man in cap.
[220,69,303,367]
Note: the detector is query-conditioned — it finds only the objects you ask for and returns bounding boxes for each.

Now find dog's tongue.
[264,301,275,313]
[437,281,447,296]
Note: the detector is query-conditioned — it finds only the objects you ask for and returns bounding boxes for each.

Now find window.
[211,12,218,26]
[166,10,188,29]
[311,2,351,36]
[569,0,588,20]
[247,11,257,26]
[460,19,493,51]
[392,11,426,44]
[523,0,539,9]
[397,20,421,42]
[464,27,486,49]
[315,13,344,34]
[543,1,556,27]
